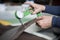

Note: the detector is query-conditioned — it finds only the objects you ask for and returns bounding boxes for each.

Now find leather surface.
[16,32,47,40]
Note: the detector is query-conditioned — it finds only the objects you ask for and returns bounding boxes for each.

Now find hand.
[36,16,53,29]
[25,2,45,14]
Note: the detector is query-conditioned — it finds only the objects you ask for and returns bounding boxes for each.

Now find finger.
[36,23,41,27]
[36,20,44,28]
[32,9,40,14]
[36,21,40,23]
[25,2,36,8]
[36,20,41,27]
[37,16,46,19]
[36,16,43,20]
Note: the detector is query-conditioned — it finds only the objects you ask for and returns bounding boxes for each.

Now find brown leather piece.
[16,32,47,40]
[0,24,16,36]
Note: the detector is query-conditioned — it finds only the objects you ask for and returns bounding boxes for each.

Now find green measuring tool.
[23,8,41,17]
[15,7,42,25]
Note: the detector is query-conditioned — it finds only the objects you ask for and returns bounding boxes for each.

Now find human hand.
[36,16,53,29]
[25,2,45,14]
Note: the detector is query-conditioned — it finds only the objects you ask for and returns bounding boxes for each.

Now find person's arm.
[45,5,60,16]
[52,16,60,27]
[25,2,60,28]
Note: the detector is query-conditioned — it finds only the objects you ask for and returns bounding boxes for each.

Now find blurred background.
[0,0,60,5]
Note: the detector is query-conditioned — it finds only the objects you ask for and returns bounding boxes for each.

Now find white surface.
[0,4,6,11]
[24,23,56,40]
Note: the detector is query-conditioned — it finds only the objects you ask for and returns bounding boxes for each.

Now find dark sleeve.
[44,5,60,16]
[52,16,60,27]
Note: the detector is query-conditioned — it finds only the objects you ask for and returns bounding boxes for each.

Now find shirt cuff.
[52,16,60,27]
[45,5,50,12]
[52,16,57,27]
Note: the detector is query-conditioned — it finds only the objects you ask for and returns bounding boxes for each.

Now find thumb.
[32,9,40,14]
[36,16,43,20]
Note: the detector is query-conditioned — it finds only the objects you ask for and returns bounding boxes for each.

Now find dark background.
[0,0,60,5]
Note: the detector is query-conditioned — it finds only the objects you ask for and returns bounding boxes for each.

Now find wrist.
[42,5,46,11]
